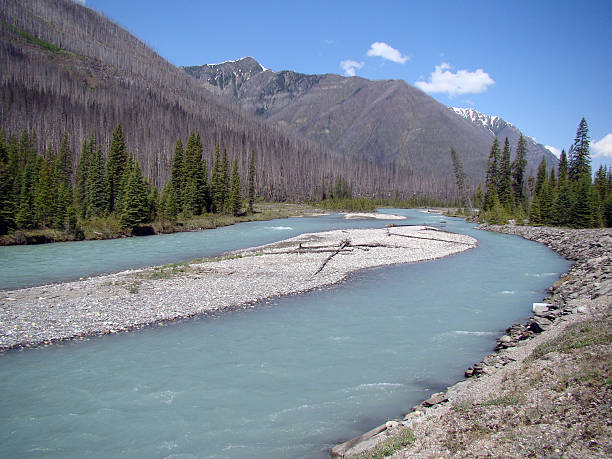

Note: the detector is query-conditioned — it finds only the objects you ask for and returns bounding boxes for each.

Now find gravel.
[0,226,476,351]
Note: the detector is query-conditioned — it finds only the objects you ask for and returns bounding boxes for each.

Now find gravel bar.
[0,226,476,351]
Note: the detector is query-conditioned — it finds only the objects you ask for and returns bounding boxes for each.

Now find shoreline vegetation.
[333,225,611,459]
[0,225,476,351]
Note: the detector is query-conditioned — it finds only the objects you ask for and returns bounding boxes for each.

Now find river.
[0,210,570,458]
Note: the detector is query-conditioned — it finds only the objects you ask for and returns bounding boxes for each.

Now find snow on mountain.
[450,107,511,136]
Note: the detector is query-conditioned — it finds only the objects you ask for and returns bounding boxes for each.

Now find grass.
[351,427,415,459]
[3,20,65,54]
[530,315,612,360]
[481,394,522,407]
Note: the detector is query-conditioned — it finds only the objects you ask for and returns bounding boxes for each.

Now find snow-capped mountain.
[451,107,558,171]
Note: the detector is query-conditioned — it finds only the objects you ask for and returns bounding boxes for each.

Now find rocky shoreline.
[332,225,611,458]
[0,225,476,351]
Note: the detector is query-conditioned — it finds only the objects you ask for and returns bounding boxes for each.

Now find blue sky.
[85,0,611,170]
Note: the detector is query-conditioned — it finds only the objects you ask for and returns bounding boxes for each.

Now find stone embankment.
[332,225,611,458]
[0,226,476,351]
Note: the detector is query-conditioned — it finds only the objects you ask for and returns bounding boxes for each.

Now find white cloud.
[592,133,612,158]
[545,145,561,158]
[72,0,86,4]
[414,62,494,97]
[340,60,364,77]
[366,42,409,64]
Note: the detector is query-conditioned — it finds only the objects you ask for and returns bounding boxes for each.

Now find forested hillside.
[0,0,445,201]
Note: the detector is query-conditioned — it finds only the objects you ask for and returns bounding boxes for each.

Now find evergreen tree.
[86,143,108,218]
[450,148,472,210]
[0,132,15,234]
[221,148,230,211]
[56,133,72,184]
[483,138,500,211]
[568,117,591,181]
[106,123,128,213]
[557,149,569,185]
[534,156,547,198]
[15,161,37,229]
[570,176,593,228]
[594,165,608,201]
[498,137,513,208]
[229,158,242,216]
[75,136,94,219]
[160,182,178,221]
[603,193,612,227]
[211,143,223,212]
[170,139,185,211]
[120,161,149,227]
[247,152,256,213]
[33,157,56,227]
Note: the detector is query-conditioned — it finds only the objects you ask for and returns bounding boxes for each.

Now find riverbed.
[0,210,570,458]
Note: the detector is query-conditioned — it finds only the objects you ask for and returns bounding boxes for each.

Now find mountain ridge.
[183,57,557,180]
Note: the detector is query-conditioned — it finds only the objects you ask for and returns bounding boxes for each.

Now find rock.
[422,392,448,407]
[576,305,589,314]
[385,420,400,429]
[532,303,550,316]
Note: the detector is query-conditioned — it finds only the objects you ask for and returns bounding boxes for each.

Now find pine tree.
[221,148,230,211]
[229,158,242,216]
[498,137,513,209]
[170,139,185,211]
[33,157,56,227]
[15,161,37,229]
[86,143,108,218]
[56,133,72,184]
[568,117,591,181]
[570,176,593,228]
[211,143,223,212]
[120,161,149,227]
[75,136,94,219]
[247,152,256,213]
[160,182,178,221]
[483,138,500,211]
[0,132,15,234]
[106,123,128,213]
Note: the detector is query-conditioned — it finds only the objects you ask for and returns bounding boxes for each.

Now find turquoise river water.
[0,210,570,458]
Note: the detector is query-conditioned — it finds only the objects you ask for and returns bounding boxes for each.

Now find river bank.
[0,225,475,351]
[0,202,323,246]
[333,225,611,458]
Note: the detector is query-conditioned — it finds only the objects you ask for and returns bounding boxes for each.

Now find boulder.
[422,392,448,407]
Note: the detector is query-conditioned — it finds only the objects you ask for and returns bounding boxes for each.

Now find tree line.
[0,124,256,235]
[475,118,612,227]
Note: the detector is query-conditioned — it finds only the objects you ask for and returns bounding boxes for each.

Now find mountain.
[182,57,557,183]
[0,0,420,200]
[450,108,558,173]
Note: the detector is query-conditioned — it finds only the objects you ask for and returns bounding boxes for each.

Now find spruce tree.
[247,152,256,213]
[160,182,178,221]
[33,157,56,227]
[221,148,230,211]
[0,132,15,234]
[56,133,72,184]
[483,138,500,211]
[106,123,128,213]
[170,139,185,211]
[120,161,149,228]
[211,143,222,212]
[570,176,592,228]
[568,117,591,181]
[86,143,108,218]
[75,136,94,219]
[15,161,37,229]
[498,137,513,209]
[534,156,547,198]
[229,158,242,216]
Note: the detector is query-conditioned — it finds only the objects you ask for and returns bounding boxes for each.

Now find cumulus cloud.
[545,145,561,158]
[340,60,364,77]
[366,42,409,64]
[592,133,612,158]
[414,62,494,96]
